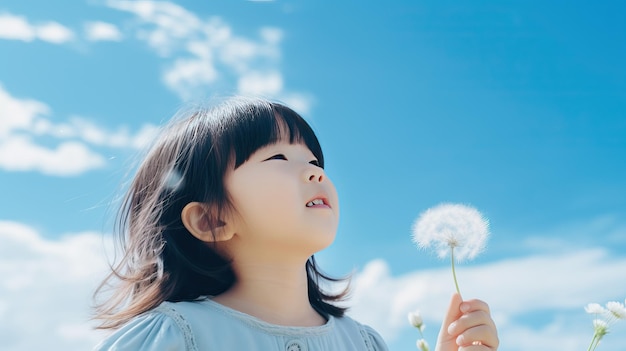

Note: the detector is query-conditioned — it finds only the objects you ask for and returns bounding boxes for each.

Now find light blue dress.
[94,298,388,351]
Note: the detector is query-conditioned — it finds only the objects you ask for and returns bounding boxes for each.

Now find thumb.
[436,293,463,349]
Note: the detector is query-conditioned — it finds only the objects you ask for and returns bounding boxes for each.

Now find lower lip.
[307,204,331,209]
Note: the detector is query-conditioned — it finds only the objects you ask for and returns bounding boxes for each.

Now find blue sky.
[1,1,625,350]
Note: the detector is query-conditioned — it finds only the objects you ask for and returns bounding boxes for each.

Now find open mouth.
[306,198,328,207]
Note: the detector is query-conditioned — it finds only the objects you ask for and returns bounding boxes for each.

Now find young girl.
[93,97,499,350]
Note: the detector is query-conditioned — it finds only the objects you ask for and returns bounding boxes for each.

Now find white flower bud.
[408,311,424,330]
[585,303,606,315]
[606,301,626,320]
[416,338,429,351]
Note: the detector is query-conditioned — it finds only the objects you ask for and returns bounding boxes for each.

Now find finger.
[436,292,464,346]
[459,298,491,315]
[459,343,494,351]
[448,310,496,336]
[455,324,499,349]
[439,292,463,335]
[447,300,499,350]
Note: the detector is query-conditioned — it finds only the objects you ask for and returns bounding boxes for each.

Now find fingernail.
[456,334,464,346]
[460,303,469,313]
[448,322,456,334]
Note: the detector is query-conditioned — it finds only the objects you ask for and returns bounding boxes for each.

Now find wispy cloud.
[238,71,283,96]
[84,21,123,42]
[32,116,159,150]
[0,12,125,44]
[0,221,110,350]
[0,12,74,44]
[0,135,106,176]
[0,83,158,176]
[34,21,75,44]
[105,0,312,112]
[347,247,626,351]
[105,0,201,56]
[1,4,313,112]
[0,83,50,136]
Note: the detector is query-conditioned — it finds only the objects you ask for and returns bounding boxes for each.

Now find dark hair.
[93,97,348,329]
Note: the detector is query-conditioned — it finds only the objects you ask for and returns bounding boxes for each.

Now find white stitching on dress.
[359,327,374,351]
[155,304,200,351]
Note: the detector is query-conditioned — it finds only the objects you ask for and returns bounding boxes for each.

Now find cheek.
[229,173,297,221]
[247,188,292,218]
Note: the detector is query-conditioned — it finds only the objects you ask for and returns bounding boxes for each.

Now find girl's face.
[224,140,339,260]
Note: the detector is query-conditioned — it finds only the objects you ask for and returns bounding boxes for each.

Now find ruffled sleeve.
[360,324,390,351]
[94,304,197,351]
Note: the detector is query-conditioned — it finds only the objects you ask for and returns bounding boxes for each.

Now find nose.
[304,164,324,183]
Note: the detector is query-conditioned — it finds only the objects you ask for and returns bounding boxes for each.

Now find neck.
[213,260,326,327]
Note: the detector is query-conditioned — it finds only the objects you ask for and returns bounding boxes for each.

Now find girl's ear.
[181,202,234,242]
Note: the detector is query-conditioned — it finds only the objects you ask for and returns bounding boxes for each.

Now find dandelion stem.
[586,334,595,351]
[592,338,600,351]
[587,333,601,351]
[450,246,461,296]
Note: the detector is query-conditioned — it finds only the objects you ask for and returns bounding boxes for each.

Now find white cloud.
[106,0,201,56]
[259,27,283,45]
[0,13,35,41]
[238,71,283,96]
[0,135,106,176]
[1,4,312,111]
[35,21,75,44]
[0,83,50,136]
[347,250,626,351]
[0,13,74,44]
[106,1,311,112]
[33,116,159,150]
[84,21,123,42]
[219,37,267,73]
[0,84,158,176]
[163,57,218,100]
[0,221,111,350]
[279,93,315,117]
[0,85,106,176]
[129,123,161,149]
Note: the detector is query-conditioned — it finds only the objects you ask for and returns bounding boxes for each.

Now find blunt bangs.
[212,98,324,169]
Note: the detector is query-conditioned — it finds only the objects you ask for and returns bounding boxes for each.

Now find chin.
[309,234,337,254]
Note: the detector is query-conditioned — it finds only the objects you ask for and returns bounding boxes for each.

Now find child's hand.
[435,293,499,351]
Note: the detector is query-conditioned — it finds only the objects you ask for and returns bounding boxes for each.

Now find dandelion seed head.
[411,203,489,261]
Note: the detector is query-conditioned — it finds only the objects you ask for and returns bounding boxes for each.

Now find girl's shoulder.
[94,300,389,351]
[93,302,199,351]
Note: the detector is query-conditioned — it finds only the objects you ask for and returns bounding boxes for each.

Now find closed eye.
[264,154,287,161]
[309,159,321,168]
